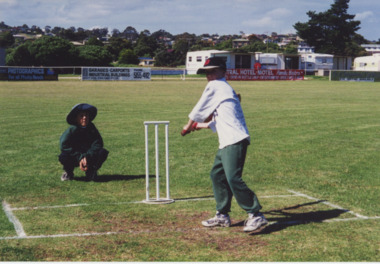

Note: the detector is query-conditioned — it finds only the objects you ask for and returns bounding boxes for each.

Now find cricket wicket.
[143,121,174,204]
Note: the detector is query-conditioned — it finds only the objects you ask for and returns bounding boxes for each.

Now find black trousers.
[58,148,109,174]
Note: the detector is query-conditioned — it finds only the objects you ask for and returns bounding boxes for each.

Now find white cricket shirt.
[188,78,250,149]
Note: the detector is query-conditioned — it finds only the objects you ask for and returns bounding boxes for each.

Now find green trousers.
[210,139,262,214]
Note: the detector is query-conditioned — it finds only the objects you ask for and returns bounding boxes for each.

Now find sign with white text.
[82,67,151,81]
[0,67,58,81]
[226,69,304,81]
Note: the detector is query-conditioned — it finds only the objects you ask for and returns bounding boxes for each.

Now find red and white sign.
[226,69,304,81]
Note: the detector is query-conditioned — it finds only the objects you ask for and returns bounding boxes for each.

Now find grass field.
[0,78,379,261]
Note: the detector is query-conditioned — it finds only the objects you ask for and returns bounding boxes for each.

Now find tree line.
[0,0,371,67]
[1,24,289,68]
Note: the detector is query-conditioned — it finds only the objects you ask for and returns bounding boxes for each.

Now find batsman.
[181,57,268,232]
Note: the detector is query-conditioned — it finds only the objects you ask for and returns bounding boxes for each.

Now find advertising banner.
[82,67,151,81]
[0,67,58,81]
[0,67,7,80]
[330,70,380,82]
[226,69,304,81]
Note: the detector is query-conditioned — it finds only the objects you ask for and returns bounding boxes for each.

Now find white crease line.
[1,215,380,241]
[11,194,298,211]
[324,216,380,222]
[1,192,379,241]
[0,228,204,241]
[0,231,121,240]
[11,201,144,211]
[12,203,91,211]
[262,194,299,198]
[2,200,27,238]
[287,189,369,219]
[267,216,380,227]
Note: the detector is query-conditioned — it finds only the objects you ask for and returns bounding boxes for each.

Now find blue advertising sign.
[0,67,58,81]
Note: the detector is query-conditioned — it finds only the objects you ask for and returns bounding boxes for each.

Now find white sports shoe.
[61,171,73,181]
[243,212,268,232]
[202,212,231,227]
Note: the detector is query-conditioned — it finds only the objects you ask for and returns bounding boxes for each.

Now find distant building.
[255,53,285,69]
[232,39,249,48]
[354,54,380,71]
[139,57,155,67]
[186,50,301,74]
[361,44,380,55]
[298,44,315,53]
[186,50,229,74]
[300,53,333,74]
[71,41,85,46]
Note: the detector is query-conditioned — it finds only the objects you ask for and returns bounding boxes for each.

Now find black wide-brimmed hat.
[196,57,227,74]
[66,103,97,125]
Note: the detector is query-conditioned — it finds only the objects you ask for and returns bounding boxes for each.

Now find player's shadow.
[232,200,348,235]
[74,174,146,182]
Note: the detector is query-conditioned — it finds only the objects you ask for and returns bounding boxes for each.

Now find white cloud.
[0,0,17,5]
[242,7,294,33]
[355,11,374,21]
[1,0,379,40]
[267,8,292,17]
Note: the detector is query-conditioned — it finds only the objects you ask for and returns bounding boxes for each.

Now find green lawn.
[0,78,379,261]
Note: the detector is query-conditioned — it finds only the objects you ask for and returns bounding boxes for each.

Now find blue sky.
[1,0,379,41]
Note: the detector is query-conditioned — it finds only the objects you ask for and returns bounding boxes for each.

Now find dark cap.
[66,103,97,125]
[196,57,226,74]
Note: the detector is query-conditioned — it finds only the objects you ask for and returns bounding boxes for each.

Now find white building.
[139,57,155,67]
[186,50,230,74]
[353,54,380,71]
[186,50,301,74]
[255,53,285,69]
[361,44,380,55]
[300,53,334,74]
[298,44,315,53]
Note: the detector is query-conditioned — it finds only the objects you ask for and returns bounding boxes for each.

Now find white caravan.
[300,53,334,74]
[353,54,380,71]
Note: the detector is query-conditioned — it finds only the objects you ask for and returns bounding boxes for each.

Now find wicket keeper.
[182,57,268,232]
[59,103,109,181]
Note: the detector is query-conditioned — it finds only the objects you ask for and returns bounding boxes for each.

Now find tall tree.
[151,29,173,42]
[154,47,176,67]
[86,36,104,46]
[29,36,79,66]
[6,42,34,66]
[90,27,108,38]
[111,28,121,37]
[173,39,190,64]
[7,36,79,66]
[122,26,139,41]
[293,0,363,56]
[78,45,113,66]
[118,49,139,65]
[51,26,64,36]
[134,33,158,57]
[106,37,133,61]
[0,31,15,47]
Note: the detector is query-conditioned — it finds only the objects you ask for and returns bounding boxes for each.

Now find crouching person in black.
[59,103,109,181]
